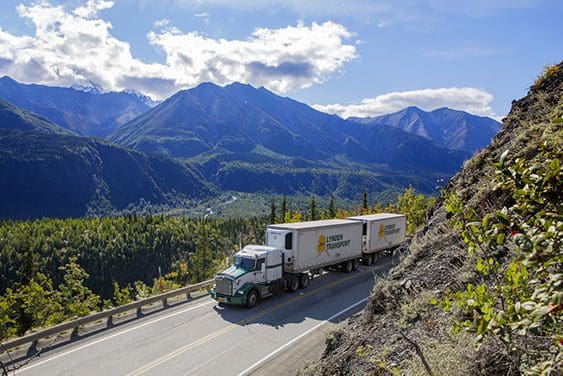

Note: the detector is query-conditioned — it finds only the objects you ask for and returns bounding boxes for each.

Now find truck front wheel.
[299,273,310,289]
[287,276,299,292]
[246,289,259,308]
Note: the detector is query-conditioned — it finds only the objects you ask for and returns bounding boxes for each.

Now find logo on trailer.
[378,223,401,238]
[317,235,327,256]
[378,224,385,238]
[317,234,351,257]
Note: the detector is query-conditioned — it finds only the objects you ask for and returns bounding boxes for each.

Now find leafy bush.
[441,142,562,374]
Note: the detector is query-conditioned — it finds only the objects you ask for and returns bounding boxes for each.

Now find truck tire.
[299,273,310,289]
[352,258,360,271]
[273,280,283,297]
[246,289,259,308]
[287,276,299,292]
[342,260,353,273]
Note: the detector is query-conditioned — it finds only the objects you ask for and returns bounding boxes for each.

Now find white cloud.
[0,1,357,100]
[153,18,170,28]
[147,21,356,93]
[313,87,497,118]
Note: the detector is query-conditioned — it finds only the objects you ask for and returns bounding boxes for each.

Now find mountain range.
[350,106,501,153]
[0,77,503,219]
[0,76,151,137]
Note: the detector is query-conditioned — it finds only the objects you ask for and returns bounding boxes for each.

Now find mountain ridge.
[350,105,501,152]
[109,82,470,197]
[0,76,151,137]
[0,99,74,135]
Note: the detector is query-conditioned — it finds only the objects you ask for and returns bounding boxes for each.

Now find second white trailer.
[347,213,406,265]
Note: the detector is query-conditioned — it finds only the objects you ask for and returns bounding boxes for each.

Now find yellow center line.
[127,262,390,376]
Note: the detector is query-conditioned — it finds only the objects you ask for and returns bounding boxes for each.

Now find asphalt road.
[8,257,391,376]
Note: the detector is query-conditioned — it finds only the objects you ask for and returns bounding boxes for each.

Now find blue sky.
[0,0,561,119]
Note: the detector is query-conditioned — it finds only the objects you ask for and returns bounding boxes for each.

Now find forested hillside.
[0,99,73,135]
[0,130,213,219]
[311,63,562,375]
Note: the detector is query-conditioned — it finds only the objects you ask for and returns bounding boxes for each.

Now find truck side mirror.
[261,262,266,274]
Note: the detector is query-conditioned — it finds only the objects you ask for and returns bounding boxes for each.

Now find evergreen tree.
[269,198,277,224]
[328,195,336,218]
[280,195,287,223]
[309,196,318,221]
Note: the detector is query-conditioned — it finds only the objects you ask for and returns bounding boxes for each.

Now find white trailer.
[346,213,406,265]
[266,219,363,274]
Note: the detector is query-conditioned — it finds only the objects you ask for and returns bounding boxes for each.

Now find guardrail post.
[186,292,192,300]
[71,326,79,339]
[107,315,113,327]
[26,340,38,356]
[162,298,168,307]
[136,307,143,317]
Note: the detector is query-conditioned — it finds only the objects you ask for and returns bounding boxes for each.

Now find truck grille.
[215,277,232,296]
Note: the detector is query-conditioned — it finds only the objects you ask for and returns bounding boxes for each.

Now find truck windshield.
[234,256,255,270]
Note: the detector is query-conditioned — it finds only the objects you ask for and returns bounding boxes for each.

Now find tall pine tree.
[328,195,336,218]
[280,195,287,223]
[309,196,318,221]
[269,198,277,224]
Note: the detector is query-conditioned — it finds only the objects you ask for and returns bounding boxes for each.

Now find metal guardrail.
[1,279,214,352]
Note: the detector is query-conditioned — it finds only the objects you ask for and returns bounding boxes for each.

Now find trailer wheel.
[246,289,259,308]
[352,259,360,271]
[342,260,353,273]
[299,273,310,289]
[287,276,299,292]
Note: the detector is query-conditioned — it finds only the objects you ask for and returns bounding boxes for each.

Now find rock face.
[311,63,562,375]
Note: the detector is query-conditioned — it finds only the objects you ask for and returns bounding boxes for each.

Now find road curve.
[9,257,391,376]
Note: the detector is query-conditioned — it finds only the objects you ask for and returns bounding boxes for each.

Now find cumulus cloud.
[147,21,356,93]
[0,1,357,100]
[313,87,497,118]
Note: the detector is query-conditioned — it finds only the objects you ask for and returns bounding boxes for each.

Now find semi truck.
[209,213,406,308]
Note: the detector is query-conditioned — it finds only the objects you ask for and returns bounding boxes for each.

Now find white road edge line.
[16,300,216,373]
[237,297,369,376]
